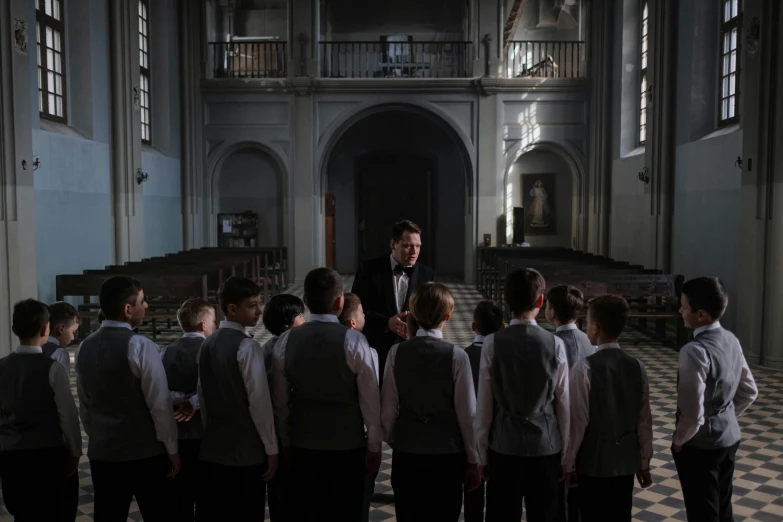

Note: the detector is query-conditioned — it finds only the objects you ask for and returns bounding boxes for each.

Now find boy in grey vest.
[545,285,595,521]
[43,301,79,374]
[0,299,82,522]
[463,299,504,522]
[161,298,216,522]
[76,276,179,522]
[475,268,570,522]
[673,277,758,522]
[381,282,480,521]
[272,268,382,522]
[260,293,305,522]
[198,276,279,520]
[565,295,653,522]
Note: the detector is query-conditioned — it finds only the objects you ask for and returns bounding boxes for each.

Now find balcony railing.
[505,41,585,78]
[319,41,473,78]
[209,41,287,79]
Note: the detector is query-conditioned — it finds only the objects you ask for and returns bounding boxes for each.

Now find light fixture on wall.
[637,166,650,184]
[136,168,149,185]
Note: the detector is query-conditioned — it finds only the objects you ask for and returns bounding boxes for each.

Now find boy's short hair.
[473,300,503,336]
[13,299,50,340]
[49,301,80,327]
[546,285,585,324]
[681,277,728,320]
[218,277,261,315]
[338,293,362,326]
[177,298,215,333]
[262,294,305,336]
[410,282,455,330]
[505,268,546,314]
[588,295,630,338]
[99,277,143,320]
[303,268,343,315]
[406,314,419,338]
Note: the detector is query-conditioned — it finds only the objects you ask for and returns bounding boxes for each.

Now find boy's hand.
[263,454,278,482]
[167,453,181,478]
[66,456,80,477]
[464,464,481,492]
[636,469,652,488]
[365,450,382,476]
[174,401,195,422]
[566,471,579,488]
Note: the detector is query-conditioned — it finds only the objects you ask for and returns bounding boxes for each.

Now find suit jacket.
[351,254,436,384]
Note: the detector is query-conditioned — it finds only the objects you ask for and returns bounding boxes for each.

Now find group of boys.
[0,266,758,522]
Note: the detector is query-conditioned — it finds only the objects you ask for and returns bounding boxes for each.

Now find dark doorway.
[355,151,432,266]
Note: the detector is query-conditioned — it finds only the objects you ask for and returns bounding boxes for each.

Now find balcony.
[319,41,473,79]
[504,41,585,78]
[209,40,287,79]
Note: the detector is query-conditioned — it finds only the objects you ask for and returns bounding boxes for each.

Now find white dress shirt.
[472,334,485,345]
[565,342,653,473]
[390,254,410,313]
[381,329,479,463]
[75,320,179,455]
[197,321,278,456]
[45,337,71,375]
[272,314,382,452]
[673,321,758,447]
[474,318,570,466]
[14,346,82,458]
[165,332,204,410]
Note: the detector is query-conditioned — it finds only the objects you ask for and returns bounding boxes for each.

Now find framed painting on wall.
[522,173,556,235]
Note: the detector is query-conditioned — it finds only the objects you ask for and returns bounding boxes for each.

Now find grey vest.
[392,337,464,455]
[490,324,562,456]
[678,327,744,449]
[464,342,482,394]
[199,328,267,465]
[77,327,164,461]
[576,347,645,477]
[0,353,64,451]
[284,322,366,451]
[162,336,204,440]
[555,327,596,370]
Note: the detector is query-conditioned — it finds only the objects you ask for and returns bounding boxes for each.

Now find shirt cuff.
[165,439,179,455]
[264,442,279,456]
[189,395,200,410]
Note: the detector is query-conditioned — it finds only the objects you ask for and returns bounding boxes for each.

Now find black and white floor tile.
[2,277,781,521]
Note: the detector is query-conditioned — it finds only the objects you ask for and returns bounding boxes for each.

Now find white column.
[0,0,38,355]
[108,0,144,263]
[291,91,316,282]
[477,95,502,246]
[477,0,503,77]
[290,0,315,77]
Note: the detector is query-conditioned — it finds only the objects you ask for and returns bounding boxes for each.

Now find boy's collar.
[555,323,579,332]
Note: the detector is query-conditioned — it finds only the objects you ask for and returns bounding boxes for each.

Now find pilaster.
[477,94,501,246]
[108,0,144,264]
[292,92,316,282]
[290,0,317,77]
[477,0,503,77]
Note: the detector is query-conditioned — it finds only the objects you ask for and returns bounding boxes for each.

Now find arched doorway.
[504,142,586,250]
[322,108,473,278]
[208,144,287,248]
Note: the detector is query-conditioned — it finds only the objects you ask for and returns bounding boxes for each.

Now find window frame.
[36,0,68,123]
[718,0,741,127]
[639,1,649,146]
[139,0,151,144]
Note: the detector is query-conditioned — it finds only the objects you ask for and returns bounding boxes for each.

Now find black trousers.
[464,479,485,522]
[267,459,291,522]
[199,460,268,521]
[391,451,466,522]
[577,475,634,522]
[563,484,581,521]
[361,470,379,522]
[291,446,367,522]
[485,450,562,522]
[171,439,200,522]
[0,447,77,522]
[673,442,739,522]
[90,454,174,522]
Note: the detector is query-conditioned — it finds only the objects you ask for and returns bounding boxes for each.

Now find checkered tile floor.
[2,277,781,521]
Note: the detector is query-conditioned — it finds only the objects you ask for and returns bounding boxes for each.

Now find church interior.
[0,0,782,520]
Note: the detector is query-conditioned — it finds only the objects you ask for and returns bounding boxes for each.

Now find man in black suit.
[352,219,436,387]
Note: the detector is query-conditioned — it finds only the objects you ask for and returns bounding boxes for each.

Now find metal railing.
[319,41,473,78]
[209,41,287,79]
[505,41,585,78]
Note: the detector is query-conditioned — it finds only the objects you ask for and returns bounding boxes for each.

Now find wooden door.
[325,193,336,268]
[356,152,432,266]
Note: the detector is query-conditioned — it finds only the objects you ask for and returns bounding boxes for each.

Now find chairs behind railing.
[505,41,585,78]
[210,41,287,79]
[319,41,473,79]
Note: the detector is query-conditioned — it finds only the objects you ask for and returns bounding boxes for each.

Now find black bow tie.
[393,265,415,277]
